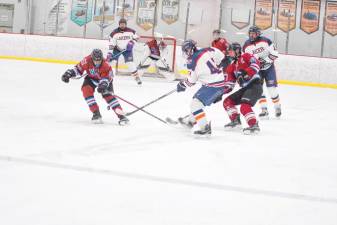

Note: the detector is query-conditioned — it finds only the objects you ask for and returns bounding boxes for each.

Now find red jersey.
[146,39,167,60]
[225,53,260,89]
[211,38,229,55]
[75,55,113,82]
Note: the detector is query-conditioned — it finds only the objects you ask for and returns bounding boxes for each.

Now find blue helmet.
[248,25,261,41]
[181,39,197,58]
[228,42,241,59]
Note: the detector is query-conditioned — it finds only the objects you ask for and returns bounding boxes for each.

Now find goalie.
[137,36,172,78]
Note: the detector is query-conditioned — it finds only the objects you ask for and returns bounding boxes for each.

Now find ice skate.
[92,111,103,124]
[224,116,241,130]
[243,123,260,135]
[275,107,281,118]
[118,115,130,126]
[258,108,269,120]
[134,76,142,85]
[194,122,212,136]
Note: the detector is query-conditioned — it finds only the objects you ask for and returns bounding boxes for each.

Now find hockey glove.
[236,69,249,86]
[61,69,76,83]
[97,80,109,93]
[126,41,135,52]
[106,52,113,62]
[177,81,187,92]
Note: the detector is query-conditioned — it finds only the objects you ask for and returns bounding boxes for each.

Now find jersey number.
[206,60,221,74]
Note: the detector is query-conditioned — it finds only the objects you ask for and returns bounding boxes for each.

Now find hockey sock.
[192,109,207,129]
[223,97,239,121]
[85,96,99,113]
[104,95,124,116]
[191,98,207,129]
[82,85,99,113]
[240,103,257,127]
[267,87,281,109]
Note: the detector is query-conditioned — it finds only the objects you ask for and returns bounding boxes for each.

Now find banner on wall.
[325,0,337,36]
[254,0,273,30]
[116,0,135,19]
[277,0,297,32]
[136,0,155,31]
[161,0,179,25]
[300,0,321,34]
[71,0,94,26]
[47,0,69,35]
[93,0,116,27]
[231,8,251,29]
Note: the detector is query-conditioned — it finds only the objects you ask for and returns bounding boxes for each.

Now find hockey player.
[243,25,281,118]
[107,18,142,85]
[211,29,232,70]
[176,39,225,136]
[137,36,172,77]
[61,49,129,125]
[223,42,262,134]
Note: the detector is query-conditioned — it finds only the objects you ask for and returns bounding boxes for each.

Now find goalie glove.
[61,69,76,83]
[97,79,109,93]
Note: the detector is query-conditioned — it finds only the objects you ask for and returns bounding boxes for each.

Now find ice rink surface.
[1,59,337,225]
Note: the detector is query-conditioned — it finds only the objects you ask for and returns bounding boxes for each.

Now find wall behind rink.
[0,33,336,87]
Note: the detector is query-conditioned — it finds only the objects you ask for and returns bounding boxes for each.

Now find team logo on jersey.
[89,68,98,77]
[253,47,265,54]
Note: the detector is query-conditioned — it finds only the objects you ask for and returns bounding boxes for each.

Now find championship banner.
[116,0,135,19]
[300,0,321,34]
[161,0,179,25]
[231,8,251,29]
[254,0,273,30]
[136,0,155,31]
[277,0,297,32]
[325,1,337,36]
[47,0,69,35]
[71,0,94,26]
[93,0,115,26]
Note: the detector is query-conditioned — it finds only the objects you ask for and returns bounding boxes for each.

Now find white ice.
[0,59,337,225]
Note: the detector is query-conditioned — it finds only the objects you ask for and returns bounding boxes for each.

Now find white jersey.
[243,36,278,70]
[184,47,225,88]
[108,27,139,51]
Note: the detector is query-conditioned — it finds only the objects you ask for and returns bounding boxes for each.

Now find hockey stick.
[114,94,168,124]
[125,89,176,116]
[165,114,190,125]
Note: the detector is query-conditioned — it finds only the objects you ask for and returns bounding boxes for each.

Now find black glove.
[177,81,187,92]
[61,69,76,83]
[236,69,249,86]
[97,80,109,93]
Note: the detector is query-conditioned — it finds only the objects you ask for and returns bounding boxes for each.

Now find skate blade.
[224,125,242,131]
[193,132,212,138]
[92,119,103,124]
[259,116,269,120]
[118,121,130,126]
[243,129,260,135]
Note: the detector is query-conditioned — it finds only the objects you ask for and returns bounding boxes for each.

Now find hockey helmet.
[212,29,221,40]
[181,39,197,58]
[248,25,261,41]
[91,49,103,67]
[228,42,241,59]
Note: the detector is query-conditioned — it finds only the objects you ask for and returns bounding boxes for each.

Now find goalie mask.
[91,49,103,67]
[181,39,197,58]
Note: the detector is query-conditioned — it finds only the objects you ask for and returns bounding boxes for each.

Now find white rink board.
[0,33,337,84]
